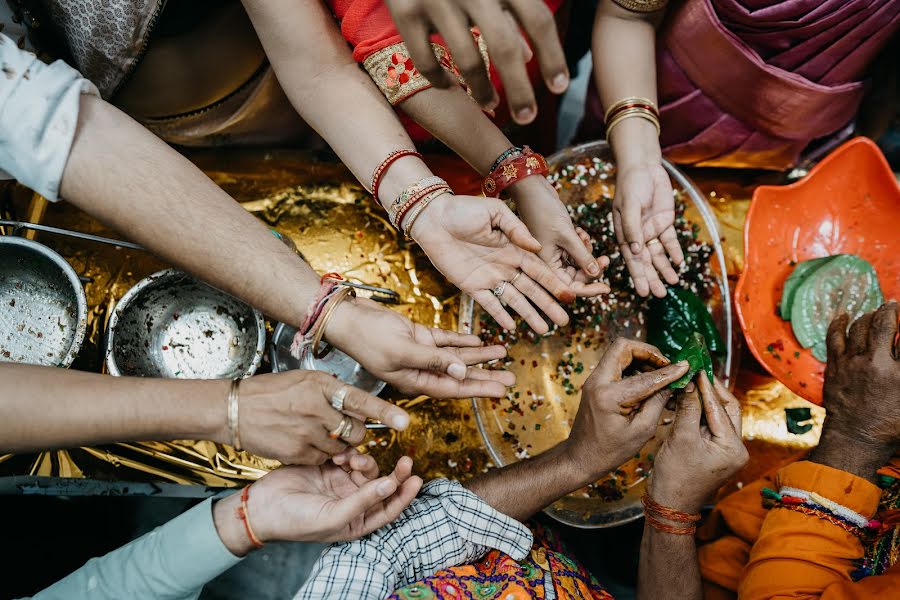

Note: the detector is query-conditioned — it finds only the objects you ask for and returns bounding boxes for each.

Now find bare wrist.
[808,429,894,484]
[610,118,662,168]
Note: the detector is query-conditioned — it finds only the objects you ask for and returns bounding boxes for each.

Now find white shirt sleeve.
[0,32,99,201]
[29,497,243,600]
[295,479,534,599]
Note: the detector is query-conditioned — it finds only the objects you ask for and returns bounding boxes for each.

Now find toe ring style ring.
[330,385,349,412]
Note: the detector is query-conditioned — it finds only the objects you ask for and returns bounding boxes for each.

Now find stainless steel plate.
[106,269,265,379]
[0,237,87,367]
[271,322,386,396]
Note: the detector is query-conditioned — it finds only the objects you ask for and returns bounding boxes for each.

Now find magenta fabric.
[582,0,900,170]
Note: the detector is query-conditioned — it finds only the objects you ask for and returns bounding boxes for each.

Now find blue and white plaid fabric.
[295,479,533,599]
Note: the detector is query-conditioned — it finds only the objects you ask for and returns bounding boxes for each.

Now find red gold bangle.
[394,183,450,229]
[237,486,264,549]
[371,149,423,202]
[603,97,659,123]
[482,146,548,197]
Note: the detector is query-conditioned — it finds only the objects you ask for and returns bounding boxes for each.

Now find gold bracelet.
[227,379,242,451]
[603,96,659,124]
[610,0,669,13]
[310,286,355,359]
[388,176,446,225]
[605,108,661,139]
[403,188,453,239]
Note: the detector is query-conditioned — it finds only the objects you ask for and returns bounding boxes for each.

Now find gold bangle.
[603,96,658,123]
[310,286,354,359]
[610,0,669,14]
[227,379,242,451]
[605,109,661,139]
[403,188,452,239]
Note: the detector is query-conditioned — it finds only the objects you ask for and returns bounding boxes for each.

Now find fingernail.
[630,242,642,254]
[377,480,395,496]
[515,106,535,123]
[551,73,569,92]
[675,360,689,368]
[587,261,600,276]
[448,363,467,380]
[392,413,410,430]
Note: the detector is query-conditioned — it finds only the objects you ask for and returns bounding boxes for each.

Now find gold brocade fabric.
[0,156,823,492]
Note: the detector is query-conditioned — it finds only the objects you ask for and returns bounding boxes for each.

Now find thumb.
[492,202,542,253]
[401,341,469,381]
[562,230,602,277]
[330,475,398,526]
[617,361,689,407]
[673,385,703,437]
[618,197,644,255]
[631,389,670,431]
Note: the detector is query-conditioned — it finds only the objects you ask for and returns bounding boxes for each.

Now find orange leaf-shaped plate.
[735,137,900,405]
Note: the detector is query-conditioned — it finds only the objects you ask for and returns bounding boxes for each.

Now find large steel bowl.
[0,236,87,367]
[464,140,735,528]
[106,269,265,379]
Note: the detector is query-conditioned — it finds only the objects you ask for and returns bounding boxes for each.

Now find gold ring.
[328,415,351,440]
[509,271,524,286]
[647,239,662,247]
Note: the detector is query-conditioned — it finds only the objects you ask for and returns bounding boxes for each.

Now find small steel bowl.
[106,269,265,379]
[0,236,87,367]
[270,322,386,396]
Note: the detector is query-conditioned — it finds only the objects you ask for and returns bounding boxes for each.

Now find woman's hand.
[609,118,684,297]
[562,338,689,483]
[649,376,748,513]
[214,450,423,555]
[326,296,516,398]
[238,371,410,465]
[510,175,610,298]
[409,192,575,334]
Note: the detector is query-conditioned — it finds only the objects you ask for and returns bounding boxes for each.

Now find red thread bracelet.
[298,272,344,336]
[482,146,548,197]
[237,486,265,549]
[372,150,423,203]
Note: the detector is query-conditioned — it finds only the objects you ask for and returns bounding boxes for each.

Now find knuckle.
[426,354,445,372]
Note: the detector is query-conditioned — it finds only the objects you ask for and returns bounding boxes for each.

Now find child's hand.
[409,192,573,334]
[510,176,610,297]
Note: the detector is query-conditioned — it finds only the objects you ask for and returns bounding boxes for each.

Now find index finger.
[698,375,734,439]
[506,0,568,94]
[324,380,410,431]
[595,338,671,381]
[398,19,455,89]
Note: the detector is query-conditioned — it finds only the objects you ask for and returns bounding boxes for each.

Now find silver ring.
[509,271,523,286]
[328,415,351,440]
[330,385,349,412]
[492,281,509,297]
[338,417,355,441]
[646,239,662,247]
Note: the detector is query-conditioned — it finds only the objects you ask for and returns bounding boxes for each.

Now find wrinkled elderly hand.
[561,338,689,484]
[383,0,568,123]
[649,376,748,513]
[214,450,423,555]
[809,302,900,482]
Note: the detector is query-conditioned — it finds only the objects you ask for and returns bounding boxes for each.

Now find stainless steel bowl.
[270,322,386,395]
[106,269,265,379]
[0,236,87,367]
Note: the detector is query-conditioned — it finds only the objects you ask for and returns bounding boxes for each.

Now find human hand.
[809,302,900,482]
[609,119,684,297]
[326,296,516,398]
[510,176,611,298]
[237,371,410,464]
[561,338,690,486]
[214,450,423,555]
[409,192,575,334]
[384,0,568,123]
[650,376,748,513]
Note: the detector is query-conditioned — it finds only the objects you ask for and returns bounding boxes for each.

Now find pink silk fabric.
[583,0,900,169]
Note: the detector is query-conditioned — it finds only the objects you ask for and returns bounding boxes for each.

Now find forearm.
[242,0,432,209]
[0,363,226,452]
[60,95,320,327]
[637,525,702,600]
[592,1,663,167]
[462,443,587,522]
[399,86,513,175]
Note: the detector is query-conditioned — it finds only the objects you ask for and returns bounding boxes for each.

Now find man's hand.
[809,302,900,482]
[384,0,569,124]
[214,450,423,555]
[409,193,576,334]
[326,296,516,398]
[237,371,410,465]
[562,338,690,484]
[510,176,611,298]
[649,376,747,513]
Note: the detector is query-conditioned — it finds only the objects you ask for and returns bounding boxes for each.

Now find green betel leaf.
[785,407,813,435]
[648,288,725,359]
[669,332,714,389]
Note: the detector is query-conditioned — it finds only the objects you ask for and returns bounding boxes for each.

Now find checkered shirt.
[294,479,533,599]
